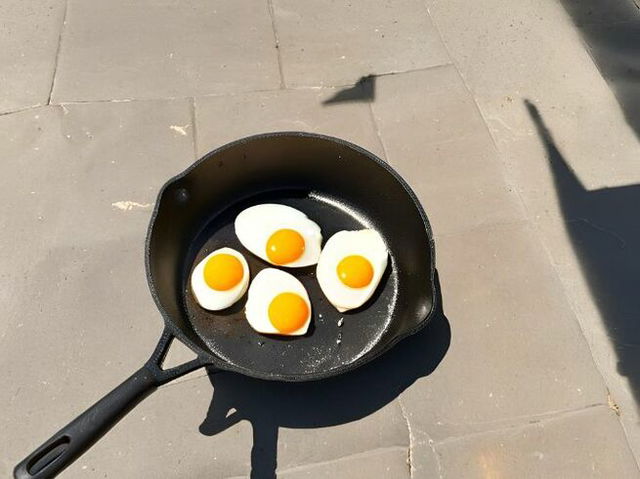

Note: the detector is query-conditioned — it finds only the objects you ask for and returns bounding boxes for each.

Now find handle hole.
[27,436,70,475]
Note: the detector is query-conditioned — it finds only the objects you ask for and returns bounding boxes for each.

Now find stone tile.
[0,100,196,478]
[426,0,640,459]
[277,401,408,471]
[52,0,280,102]
[373,66,489,145]
[60,375,253,479]
[426,0,640,190]
[0,0,65,113]
[434,407,638,479]
[399,221,608,442]
[194,88,385,158]
[371,67,525,235]
[278,448,410,479]
[272,0,450,87]
[531,207,640,465]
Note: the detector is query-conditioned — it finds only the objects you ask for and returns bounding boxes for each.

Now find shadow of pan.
[199,273,450,478]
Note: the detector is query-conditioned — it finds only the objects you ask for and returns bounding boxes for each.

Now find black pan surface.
[148,132,437,381]
[184,190,398,378]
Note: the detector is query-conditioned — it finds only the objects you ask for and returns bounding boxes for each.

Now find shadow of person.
[199,273,450,478]
[525,99,640,409]
[557,0,640,140]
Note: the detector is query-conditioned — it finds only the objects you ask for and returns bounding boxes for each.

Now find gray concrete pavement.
[2,1,640,478]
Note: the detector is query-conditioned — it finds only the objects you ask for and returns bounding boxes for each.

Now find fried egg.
[235,204,322,267]
[316,229,388,312]
[191,247,249,310]
[245,268,312,336]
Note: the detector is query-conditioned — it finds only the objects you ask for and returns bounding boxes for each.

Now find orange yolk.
[337,255,374,288]
[203,253,244,291]
[266,229,305,265]
[268,292,309,333]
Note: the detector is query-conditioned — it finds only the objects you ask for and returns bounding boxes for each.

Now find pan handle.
[14,328,207,479]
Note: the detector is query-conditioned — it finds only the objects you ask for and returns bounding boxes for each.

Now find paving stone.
[0,100,197,477]
[278,447,410,479]
[62,375,253,479]
[194,88,385,158]
[194,362,411,477]
[434,407,639,479]
[426,0,640,460]
[399,221,608,442]
[0,0,65,113]
[277,400,408,471]
[371,66,525,235]
[426,0,640,190]
[272,0,450,87]
[52,0,280,102]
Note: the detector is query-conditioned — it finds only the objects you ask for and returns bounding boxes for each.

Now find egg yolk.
[266,229,305,265]
[268,292,309,333]
[337,255,374,288]
[203,253,244,291]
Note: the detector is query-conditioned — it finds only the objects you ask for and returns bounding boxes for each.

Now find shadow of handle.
[14,329,207,479]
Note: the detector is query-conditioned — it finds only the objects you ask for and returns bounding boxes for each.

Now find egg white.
[316,229,388,312]
[245,268,312,336]
[190,247,250,311]
[234,204,322,267]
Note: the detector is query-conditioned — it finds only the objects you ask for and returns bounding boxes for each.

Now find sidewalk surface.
[2,1,640,478]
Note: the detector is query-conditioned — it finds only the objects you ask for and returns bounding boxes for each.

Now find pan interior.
[183,189,398,379]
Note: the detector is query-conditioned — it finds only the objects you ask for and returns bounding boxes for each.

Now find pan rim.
[145,131,437,382]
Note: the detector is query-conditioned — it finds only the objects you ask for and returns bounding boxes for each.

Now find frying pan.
[14,132,436,479]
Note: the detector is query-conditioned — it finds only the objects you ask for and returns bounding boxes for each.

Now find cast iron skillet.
[15,132,436,479]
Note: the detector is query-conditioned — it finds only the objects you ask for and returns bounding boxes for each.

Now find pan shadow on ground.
[525,100,640,408]
[322,75,376,105]
[559,0,640,140]
[199,274,450,478]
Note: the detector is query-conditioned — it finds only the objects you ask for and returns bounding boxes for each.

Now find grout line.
[48,0,69,105]
[367,102,390,163]
[0,63,459,114]
[190,97,199,159]
[434,403,607,447]
[266,0,286,89]
[327,63,454,90]
[397,398,416,478]
[0,104,44,117]
[275,446,408,475]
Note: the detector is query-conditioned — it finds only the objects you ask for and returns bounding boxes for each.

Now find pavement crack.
[48,0,69,105]
[0,104,44,116]
[420,430,444,479]
[567,217,627,248]
[397,398,415,478]
[266,0,285,89]
[607,390,621,416]
[367,102,390,162]
[190,97,199,158]
[436,403,607,447]
[275,447,407,475]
